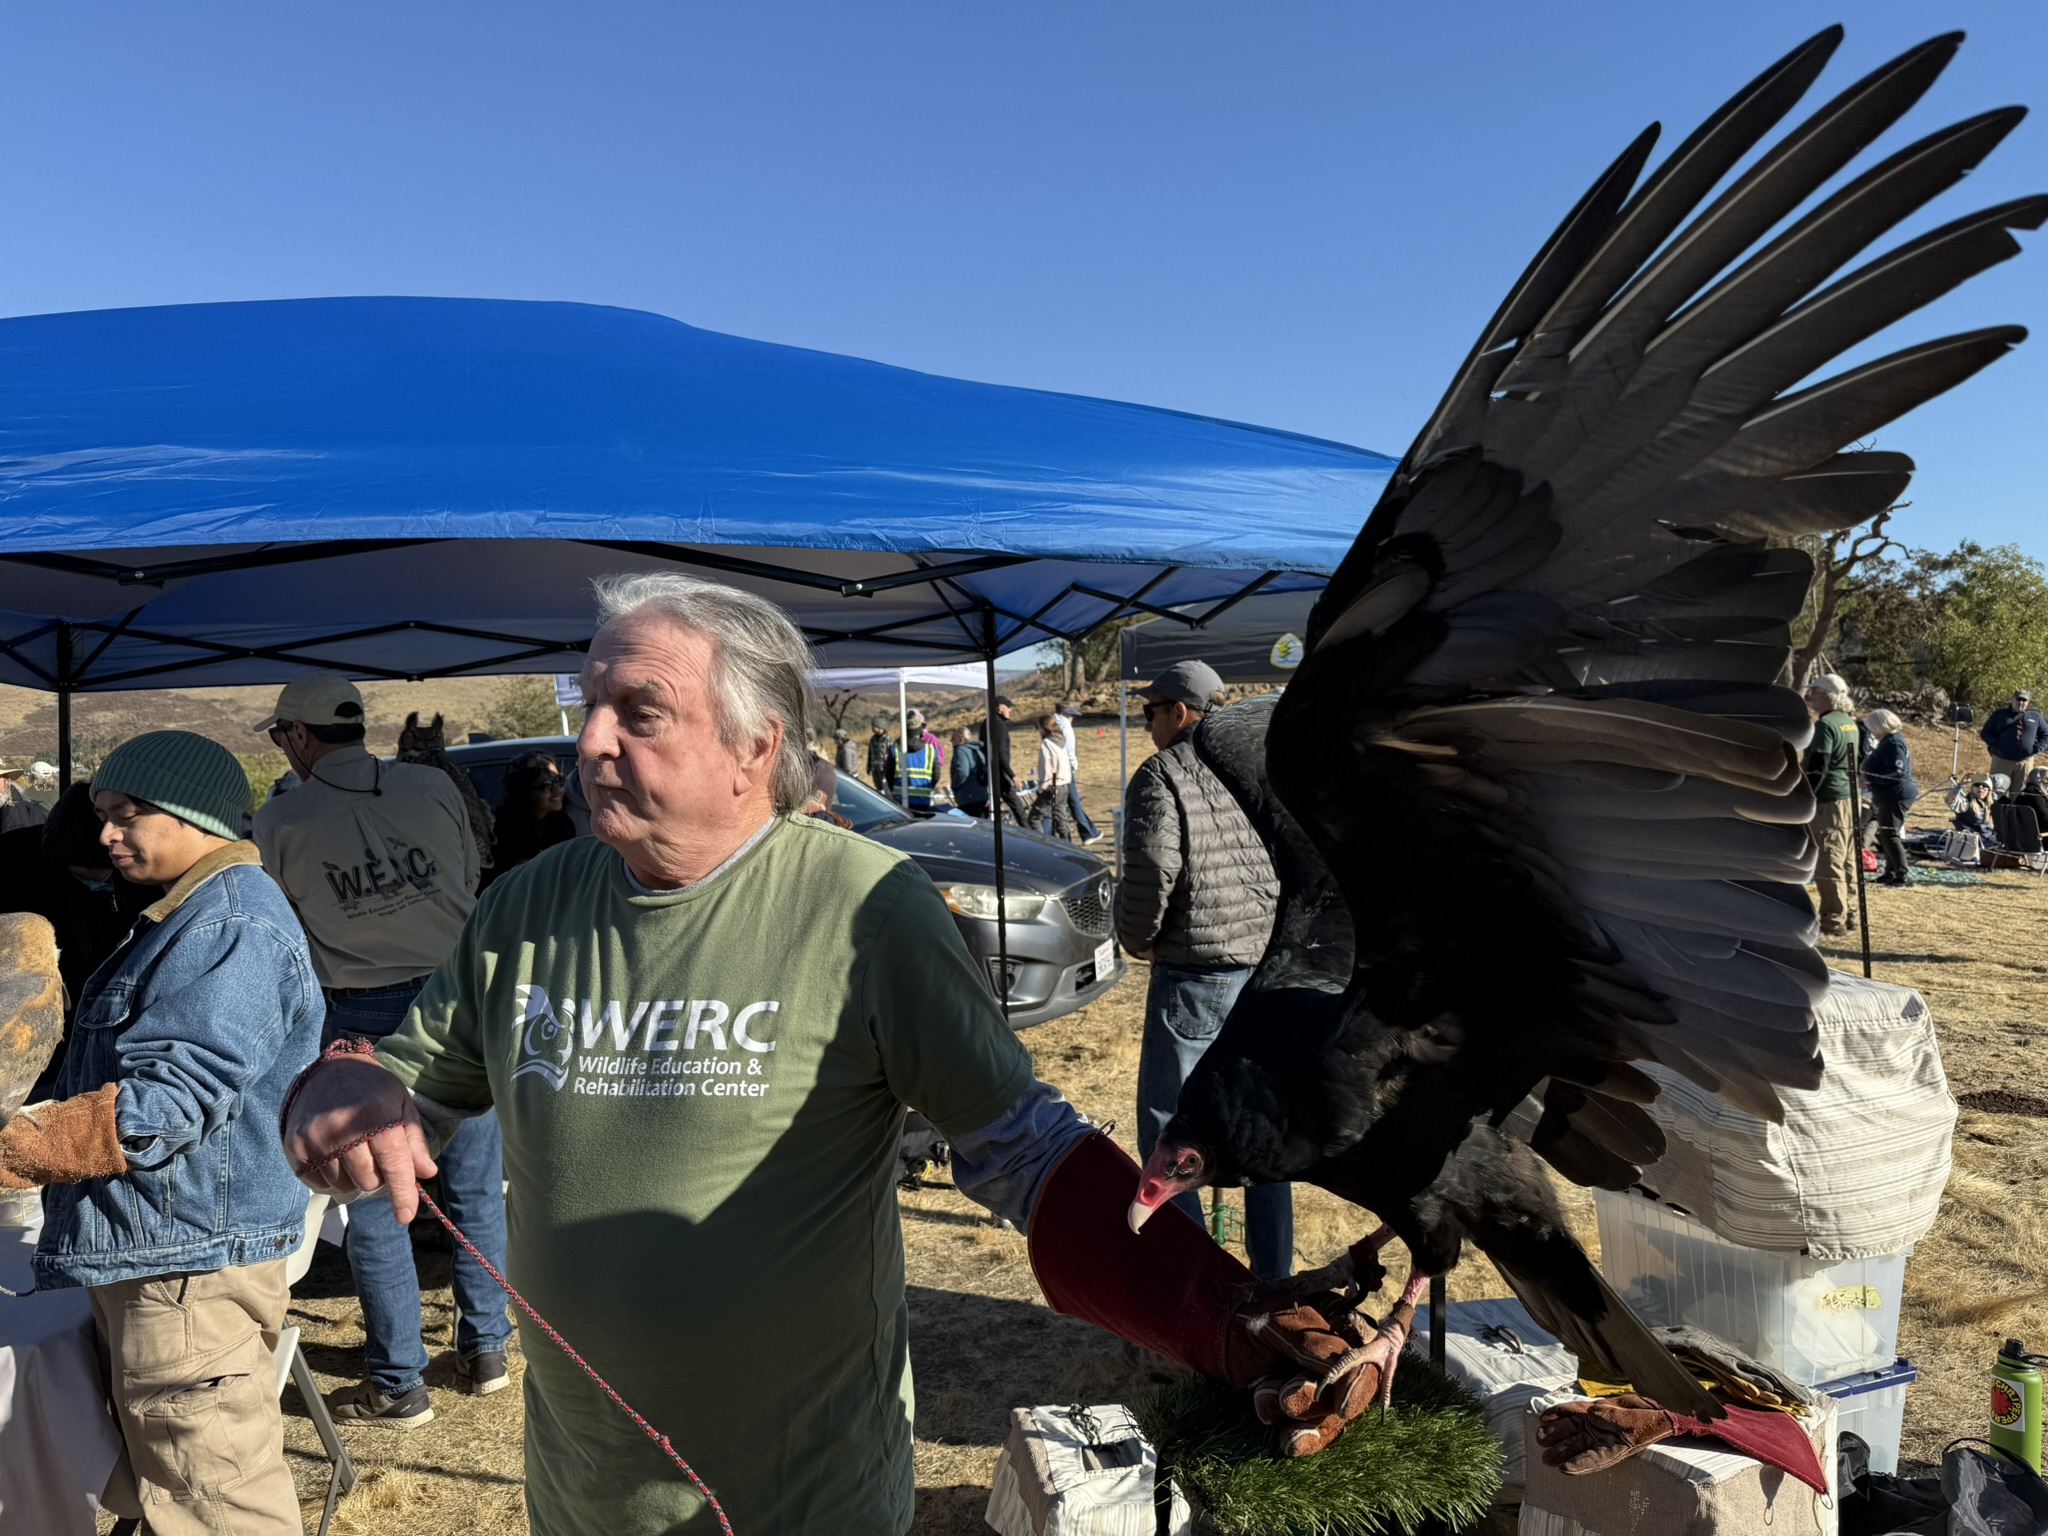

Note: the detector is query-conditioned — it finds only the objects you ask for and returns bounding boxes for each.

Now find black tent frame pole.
[1851,771,1873,980]
[982,608,1010,1016]
[56,625,75,790]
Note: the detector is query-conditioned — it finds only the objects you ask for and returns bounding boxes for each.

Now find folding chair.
[1992,802,2047,873]
[107,1195,356,1536]
[279,1192,358,1536]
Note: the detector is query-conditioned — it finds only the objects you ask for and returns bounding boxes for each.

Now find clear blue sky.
[0,1,2039,559]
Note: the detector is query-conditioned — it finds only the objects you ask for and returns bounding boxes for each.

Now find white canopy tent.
[810,664,993,807]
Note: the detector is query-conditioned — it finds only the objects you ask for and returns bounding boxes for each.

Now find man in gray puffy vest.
[1114,660,1291,1279]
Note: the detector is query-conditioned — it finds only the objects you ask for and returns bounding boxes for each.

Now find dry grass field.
[0,678,520,762]
[85,709,2044,1534]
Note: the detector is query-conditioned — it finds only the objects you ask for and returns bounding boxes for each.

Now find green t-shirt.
[1804,709,1857,803]
[376,815,1032,1536]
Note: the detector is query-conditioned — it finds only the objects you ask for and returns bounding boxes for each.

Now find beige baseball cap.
[253,673,366,734]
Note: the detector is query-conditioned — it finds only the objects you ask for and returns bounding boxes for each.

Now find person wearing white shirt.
[1053,700,1102,844]
[1033,714,1076,841]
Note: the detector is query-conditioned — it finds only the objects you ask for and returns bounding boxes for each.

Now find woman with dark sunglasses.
[491,752,577,881]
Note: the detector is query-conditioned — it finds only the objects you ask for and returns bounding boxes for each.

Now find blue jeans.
[1136,963,1294,1282]
[324,982,512,1396]
[1067,781,1100,841]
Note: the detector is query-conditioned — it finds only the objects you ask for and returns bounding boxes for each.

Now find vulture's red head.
[1129,1129,1211,1232]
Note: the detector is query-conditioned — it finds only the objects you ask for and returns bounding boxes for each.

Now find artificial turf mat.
[1135,1355,1502,1536]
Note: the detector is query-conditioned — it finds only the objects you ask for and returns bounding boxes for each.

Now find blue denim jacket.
[34,842,322,1289]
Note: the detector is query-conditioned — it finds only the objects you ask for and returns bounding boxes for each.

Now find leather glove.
[1029,1131,1407,1457]
[1538,1392,1830,1492]
[0,1083,129,1189]
[1536,1394,1680,1474]
[1244,1294,1417,1456]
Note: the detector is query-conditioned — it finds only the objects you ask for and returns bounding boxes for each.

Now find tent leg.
[983,614,1009,1019]
[57,687,74,790]
[898,670,909,809]
[1116,677,1128,864]
[56,625,76,790]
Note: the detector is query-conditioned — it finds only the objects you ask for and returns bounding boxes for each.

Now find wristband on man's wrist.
[276,1035,384,1142]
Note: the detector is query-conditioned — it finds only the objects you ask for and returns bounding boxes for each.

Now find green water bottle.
[1992,1339,2044,1472]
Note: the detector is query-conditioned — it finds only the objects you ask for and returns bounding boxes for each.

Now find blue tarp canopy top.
[0,297,1390,692]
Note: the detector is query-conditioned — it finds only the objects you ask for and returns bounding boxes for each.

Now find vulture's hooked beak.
[1128,1139,1207,1232]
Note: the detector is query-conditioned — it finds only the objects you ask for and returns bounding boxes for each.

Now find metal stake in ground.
[1851,768,1872,980]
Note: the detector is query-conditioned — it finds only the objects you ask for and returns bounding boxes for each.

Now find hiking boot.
[456,1349,510,1395]
[329,1379,434,1428]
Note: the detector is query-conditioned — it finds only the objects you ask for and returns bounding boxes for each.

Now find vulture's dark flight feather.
[1135,27,2038,1423]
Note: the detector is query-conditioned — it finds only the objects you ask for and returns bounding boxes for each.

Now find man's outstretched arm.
[944,1080,1408,1457]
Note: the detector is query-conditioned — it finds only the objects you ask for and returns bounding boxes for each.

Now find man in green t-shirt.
[1802,674,1860,938]
[280,575,1408,1534]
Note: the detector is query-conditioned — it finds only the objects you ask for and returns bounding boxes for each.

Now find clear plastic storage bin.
[1819,1358,1917,1476]
[1593,1186,1910,1385]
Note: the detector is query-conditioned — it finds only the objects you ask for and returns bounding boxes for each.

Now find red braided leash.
[289,1046,734,1535]
[414,1186,735,1536]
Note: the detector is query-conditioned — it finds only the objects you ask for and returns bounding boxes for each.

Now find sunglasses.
[1141,700,1177,720]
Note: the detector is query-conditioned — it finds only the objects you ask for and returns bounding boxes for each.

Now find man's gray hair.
[591,572,818,813]
[1807,672,1855,715]
[1864,708,1902,737]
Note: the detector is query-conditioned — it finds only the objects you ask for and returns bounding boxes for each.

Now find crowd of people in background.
[1792,673,2048,915]
[835,694,1104,844]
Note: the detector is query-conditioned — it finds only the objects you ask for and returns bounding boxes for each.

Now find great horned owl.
[397,712,497,870]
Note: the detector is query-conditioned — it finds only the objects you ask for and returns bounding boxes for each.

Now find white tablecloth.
[0,1217,124,1535]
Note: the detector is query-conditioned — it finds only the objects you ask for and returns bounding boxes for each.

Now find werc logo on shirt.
[510,983,781,1100]
[320,835,441,918]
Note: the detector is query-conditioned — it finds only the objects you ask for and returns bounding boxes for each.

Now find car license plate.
[1093,940,1116,979]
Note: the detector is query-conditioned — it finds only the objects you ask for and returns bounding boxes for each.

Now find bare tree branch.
[1793,503,1908,684]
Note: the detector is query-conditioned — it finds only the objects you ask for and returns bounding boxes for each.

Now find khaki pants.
[1809,797,1858,934]
[89,1259,301,1536]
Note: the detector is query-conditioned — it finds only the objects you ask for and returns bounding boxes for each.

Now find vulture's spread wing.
[1266,27,2039,1190]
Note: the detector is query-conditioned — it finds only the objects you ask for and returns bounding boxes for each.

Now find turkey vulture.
[1128,26,2039,1421]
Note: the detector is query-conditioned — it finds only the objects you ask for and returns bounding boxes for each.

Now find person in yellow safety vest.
[901,709,946,813]
[902,733,937,812]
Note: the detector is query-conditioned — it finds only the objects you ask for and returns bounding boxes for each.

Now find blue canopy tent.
[0,295,1391,1011]
[0,298,1387,734]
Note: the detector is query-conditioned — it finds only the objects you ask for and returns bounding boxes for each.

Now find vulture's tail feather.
[1481,1224,1722,1422]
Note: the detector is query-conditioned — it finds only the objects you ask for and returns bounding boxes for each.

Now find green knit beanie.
[92,731,250,841]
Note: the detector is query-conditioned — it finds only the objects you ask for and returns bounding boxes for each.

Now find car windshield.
[828,768,917,833]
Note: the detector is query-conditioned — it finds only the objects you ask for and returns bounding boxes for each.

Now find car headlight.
[938,883,1046,922]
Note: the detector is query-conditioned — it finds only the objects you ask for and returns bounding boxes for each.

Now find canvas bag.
[1635,971,1955,1259]
[1409,1297,1581,1495]
[985,1404,1193,1536]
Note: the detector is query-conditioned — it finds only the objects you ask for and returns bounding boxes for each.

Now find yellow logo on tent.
[1271,632,1305,671]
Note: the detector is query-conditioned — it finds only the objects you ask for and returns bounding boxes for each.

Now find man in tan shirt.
[251,673,509,1426]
